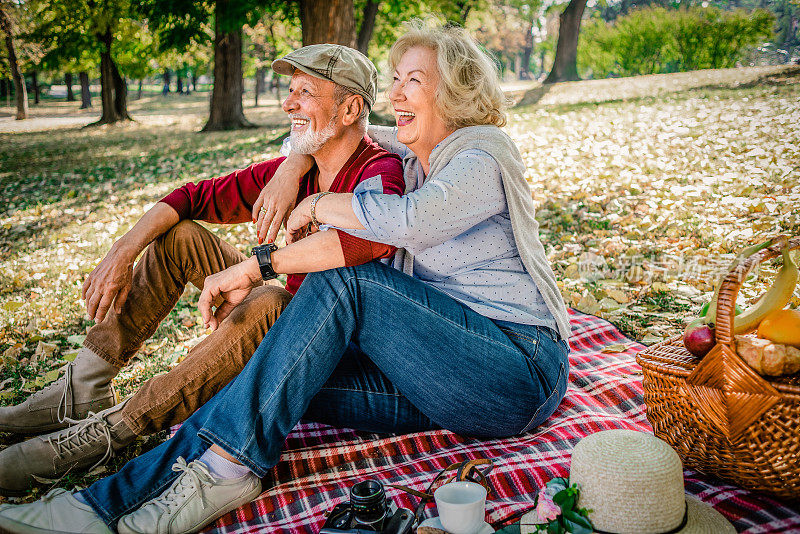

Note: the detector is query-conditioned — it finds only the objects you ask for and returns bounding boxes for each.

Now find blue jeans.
[83,262,568,527]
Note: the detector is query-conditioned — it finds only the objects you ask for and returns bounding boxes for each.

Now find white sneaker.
[117,457,261,534]
[0,487,112,534]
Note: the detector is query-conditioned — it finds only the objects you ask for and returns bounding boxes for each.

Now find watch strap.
[251,244,278,280]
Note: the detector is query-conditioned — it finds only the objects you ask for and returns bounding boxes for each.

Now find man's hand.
[252,153,314,245]
[285,196,315,245]
[199,257,262,331]
[82,250,134,323]
[81,202,181,324]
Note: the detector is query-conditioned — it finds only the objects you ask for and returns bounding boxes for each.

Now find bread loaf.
[736,335,800,376]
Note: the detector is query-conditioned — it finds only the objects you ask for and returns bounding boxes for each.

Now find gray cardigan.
[391,125,572,340]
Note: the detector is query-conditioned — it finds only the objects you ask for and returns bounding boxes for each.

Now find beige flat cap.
[272,44,377,108]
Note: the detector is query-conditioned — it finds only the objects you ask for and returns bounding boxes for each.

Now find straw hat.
[523,430,736,534]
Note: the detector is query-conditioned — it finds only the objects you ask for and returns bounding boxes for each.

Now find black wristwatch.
[251,243,279,280]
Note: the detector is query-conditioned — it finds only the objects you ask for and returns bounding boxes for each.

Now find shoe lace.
[47,411,113,472]
[27,362,74,424]
[148,457,218,515]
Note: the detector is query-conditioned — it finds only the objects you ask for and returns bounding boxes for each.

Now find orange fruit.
[757,309,800,347]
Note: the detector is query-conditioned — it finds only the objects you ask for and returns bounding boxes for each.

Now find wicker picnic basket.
[636,236,800,500]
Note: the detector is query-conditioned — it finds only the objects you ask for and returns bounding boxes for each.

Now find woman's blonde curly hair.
[389,19,507,130]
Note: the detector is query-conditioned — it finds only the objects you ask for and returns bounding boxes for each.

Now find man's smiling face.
[282,71,340,155]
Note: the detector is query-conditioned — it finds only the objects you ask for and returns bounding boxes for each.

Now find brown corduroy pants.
[83,220,292,435]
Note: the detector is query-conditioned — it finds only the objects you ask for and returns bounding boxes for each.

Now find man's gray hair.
[334,84,370,128]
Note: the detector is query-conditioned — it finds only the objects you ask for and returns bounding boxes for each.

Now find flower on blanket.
[532,478,594,534]
[536,487,560,522]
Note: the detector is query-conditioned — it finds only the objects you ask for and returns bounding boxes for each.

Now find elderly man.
[0,44,404,496]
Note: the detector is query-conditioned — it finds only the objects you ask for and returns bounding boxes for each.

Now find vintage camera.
[318,479,415,534]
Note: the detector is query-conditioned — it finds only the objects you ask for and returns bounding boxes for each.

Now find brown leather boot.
[0,349,118,435]
[0,400,136,496]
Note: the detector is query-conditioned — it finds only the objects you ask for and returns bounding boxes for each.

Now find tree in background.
[438,0,486,24]
[772,0,799,51]
[0,0,27,119]
[578,6,774,77]
[135,0,249,130]
[596,0,673,22]
[246,7,301,106]
[544,0,588,83]
[356,0,427,63]
[31,0,138,124]
[356,0,380,54]
[471,1,527,78]
[515,0,544,79]
[138,0,370,131]
[34,6,97,109]
[470,0,543,80]
[594,0,798,59]
[113,19,158,99]
[301,0,356,45]
[89,0,134,123]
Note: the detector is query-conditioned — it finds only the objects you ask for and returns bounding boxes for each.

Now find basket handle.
[715,235,800,347]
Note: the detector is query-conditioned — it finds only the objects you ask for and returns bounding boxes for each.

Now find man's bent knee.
[158,220,213,256]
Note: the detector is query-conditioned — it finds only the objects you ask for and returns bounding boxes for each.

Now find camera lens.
[349,480,388,525]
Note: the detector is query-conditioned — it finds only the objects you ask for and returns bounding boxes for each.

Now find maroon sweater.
[160,136,404,294]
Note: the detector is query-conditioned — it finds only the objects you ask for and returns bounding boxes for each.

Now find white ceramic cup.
[434,481,487,534]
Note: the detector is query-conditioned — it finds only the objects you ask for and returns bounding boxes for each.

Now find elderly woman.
[0,21,570,534]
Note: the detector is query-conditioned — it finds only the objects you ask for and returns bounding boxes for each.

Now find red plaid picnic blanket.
[204,310,800,533]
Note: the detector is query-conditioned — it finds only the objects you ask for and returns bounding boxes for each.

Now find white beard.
[290,113,337,155]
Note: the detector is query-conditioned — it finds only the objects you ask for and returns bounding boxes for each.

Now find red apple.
[683,320,716,358]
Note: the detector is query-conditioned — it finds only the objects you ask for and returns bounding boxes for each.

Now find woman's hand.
[285,196,315,245]
[198,257,262,331]
[252,152,314,245]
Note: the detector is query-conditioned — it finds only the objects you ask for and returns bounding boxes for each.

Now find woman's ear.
[341,95,364,126]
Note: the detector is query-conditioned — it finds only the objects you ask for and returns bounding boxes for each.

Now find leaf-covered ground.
[0,67,798,501]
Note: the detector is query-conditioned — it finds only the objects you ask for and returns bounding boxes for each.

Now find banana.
[703,237,781,326]
[731,244,798,334]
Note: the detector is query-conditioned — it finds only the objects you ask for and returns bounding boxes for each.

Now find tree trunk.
[273,74,281,103]
[356,0,380,54]
[519,22,534,80]
[162,69,171,94]
[5,46,28,120]
[300,0,356,46]
[79,71,92,108]
[3,79,10,109]
[202,0,253,131]
[31,70,40,104]
[191,72,197,92]
[0,6,28,120]
[539,48,546,77]
[65,72,76,101]
[98,50,117,122]
[254,67,265,107]
[177,75,184,94]
[137,79,143,99]
[93,30,131,125]
[111,57,130,119]
[544,0,588,84]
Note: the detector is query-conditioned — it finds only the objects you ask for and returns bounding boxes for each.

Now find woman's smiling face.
[389,46,453,165]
